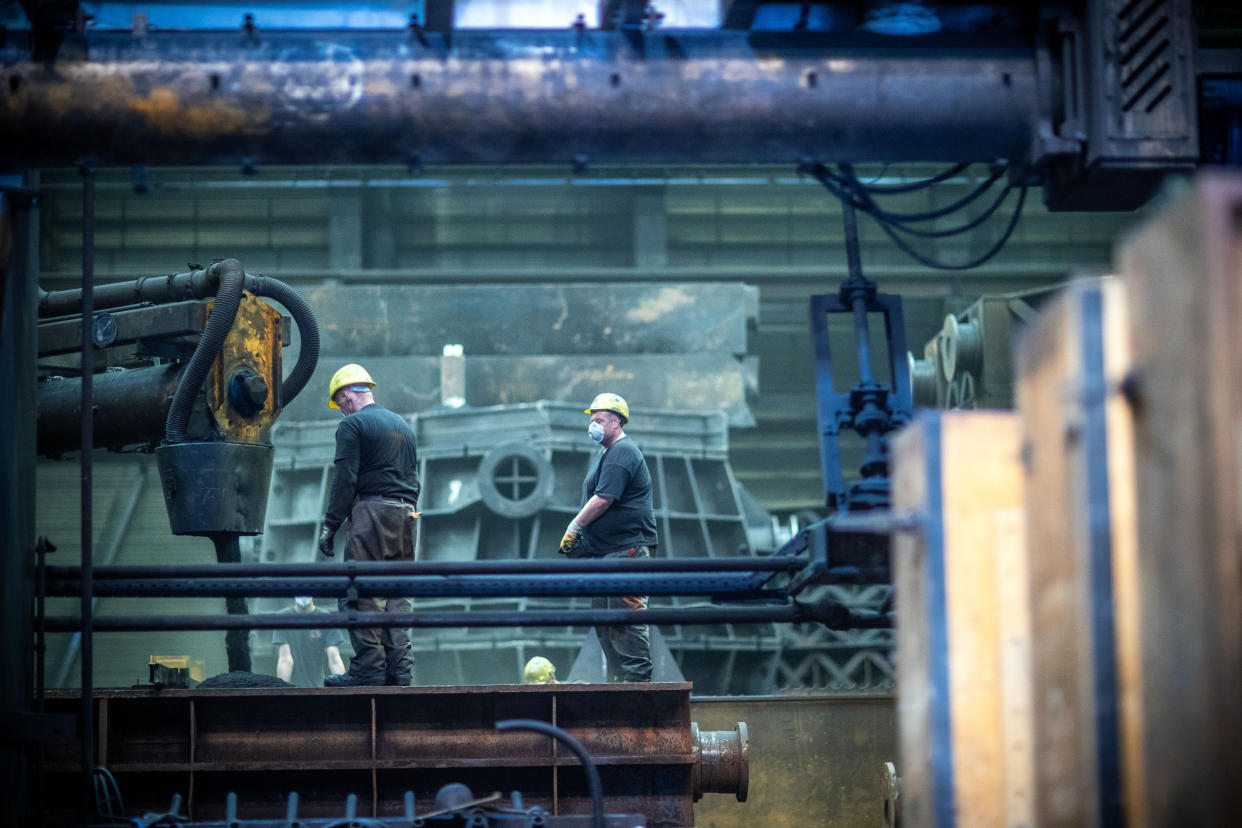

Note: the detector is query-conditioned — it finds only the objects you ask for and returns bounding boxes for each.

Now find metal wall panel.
[34,164,1131,513]
[34,457,252,688]
[691,695,897,828]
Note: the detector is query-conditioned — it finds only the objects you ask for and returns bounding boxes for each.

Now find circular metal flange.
[476,442,555,519]
[940,314,984,382]
[692,721,750,802]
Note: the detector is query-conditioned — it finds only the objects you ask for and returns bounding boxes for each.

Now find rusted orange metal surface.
[41,683,756,827]
[206,292,284,444]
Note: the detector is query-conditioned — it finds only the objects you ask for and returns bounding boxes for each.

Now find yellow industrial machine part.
[205,292,284,445]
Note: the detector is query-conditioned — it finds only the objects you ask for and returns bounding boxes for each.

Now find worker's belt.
[357,494,418,508]
[588,545,649,558]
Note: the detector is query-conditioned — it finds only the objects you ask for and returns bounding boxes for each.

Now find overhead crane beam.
[0,30,1038,167]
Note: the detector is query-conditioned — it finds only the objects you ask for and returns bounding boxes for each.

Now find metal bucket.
[156,441,274,535]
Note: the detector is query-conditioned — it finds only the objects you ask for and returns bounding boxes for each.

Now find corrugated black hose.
[245,273,320,405]
[163,258,246,443]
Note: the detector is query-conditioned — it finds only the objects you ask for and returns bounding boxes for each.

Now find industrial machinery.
[36,258,321,672]
[908,291,1050,410]
[40,683,748,826]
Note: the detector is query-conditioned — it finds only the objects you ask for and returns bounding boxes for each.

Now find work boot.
[386,673,411,687]
[325,673,384,688]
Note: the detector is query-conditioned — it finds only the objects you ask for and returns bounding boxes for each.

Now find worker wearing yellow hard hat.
[523,656,557,684]
[327,363,375,409]
[559,392,657,682]
[319,363,421,687]
[584,392,629,424]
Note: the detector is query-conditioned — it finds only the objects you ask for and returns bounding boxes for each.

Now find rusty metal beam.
[40,684,745,826]
[1,31,1038,167]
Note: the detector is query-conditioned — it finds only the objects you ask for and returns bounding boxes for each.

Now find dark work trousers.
[339,499,416,685]
[590,546,653,682]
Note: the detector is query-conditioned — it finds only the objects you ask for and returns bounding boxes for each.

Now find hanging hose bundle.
[164,258,246,443]
[797,160,1030,272]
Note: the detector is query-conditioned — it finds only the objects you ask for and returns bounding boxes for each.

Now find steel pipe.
[45,556,804,580]
[77,160,95,825]
[43,605,804,631]
[37,363,190,456]
[693,722,749,802]
[44,573,785,599]
[38,269,219,319]
[1,31,1038,166]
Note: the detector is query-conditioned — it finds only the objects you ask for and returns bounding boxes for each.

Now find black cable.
[872,177,1029,271]
[863,181,1016,239]
[851,162,971,194]
[497,720,604,828]
[800,161,1029,271]
[845,163,1007,223]
[807,161,1006,227]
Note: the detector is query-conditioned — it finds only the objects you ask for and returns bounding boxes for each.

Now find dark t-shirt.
[324,403,420,532]
[580,436,658,554]
[272,607,347,688]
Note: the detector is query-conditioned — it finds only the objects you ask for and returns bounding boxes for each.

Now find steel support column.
[0,172,39,828]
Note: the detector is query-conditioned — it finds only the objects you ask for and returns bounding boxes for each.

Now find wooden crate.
[891,410,1027,828]
[1015,277,1134,828]
[1012,174,1242,828]
[1112,176,1242,827]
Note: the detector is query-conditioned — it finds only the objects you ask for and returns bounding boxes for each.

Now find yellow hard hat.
[523,656,556,684]
[585,392,629,424]
[328,363,375,409]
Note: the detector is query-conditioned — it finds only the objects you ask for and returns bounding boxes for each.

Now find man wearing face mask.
[318,363,421,687]
[561,393,657,683]
[272,596,348,688]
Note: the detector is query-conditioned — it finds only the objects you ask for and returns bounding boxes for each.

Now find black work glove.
[318,524,336,558]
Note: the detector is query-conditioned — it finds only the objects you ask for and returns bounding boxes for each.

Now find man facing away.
[317,363,421,687]
[273,596,347,688]
[560,393,657,683]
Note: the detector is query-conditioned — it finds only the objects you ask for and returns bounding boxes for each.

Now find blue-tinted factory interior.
[3,1,1241,826]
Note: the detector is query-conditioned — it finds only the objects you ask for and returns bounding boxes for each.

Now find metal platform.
[41,683,748,827]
